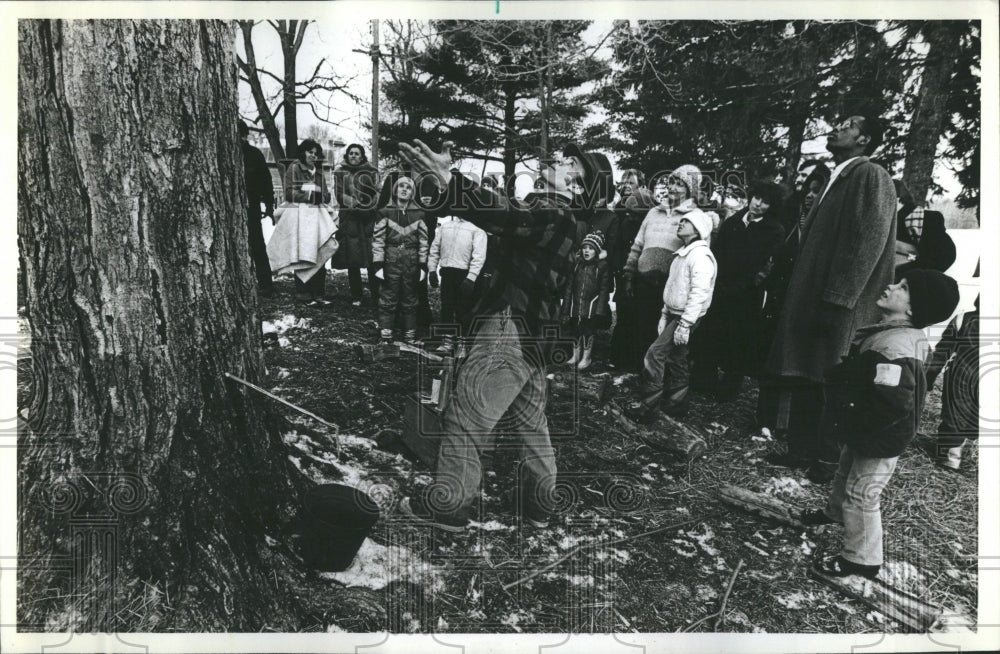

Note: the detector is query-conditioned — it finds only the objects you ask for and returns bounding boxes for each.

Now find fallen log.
[606,401,706,460]
[546,373,612,405]
[717,484,806,529]
[354,343,400,364]
[354,341,444,364]
[808,566,973,633]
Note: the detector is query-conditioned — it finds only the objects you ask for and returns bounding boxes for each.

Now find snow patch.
[319,538,443,592]
[775,591,819,609]
[468,520,515,532]
[764,476,811,497]
[685,524,719,557]
[262,315,311,335]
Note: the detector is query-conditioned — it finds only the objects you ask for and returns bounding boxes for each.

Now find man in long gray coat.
[764,114,897,481]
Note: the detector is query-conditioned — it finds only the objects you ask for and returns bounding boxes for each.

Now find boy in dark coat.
[803,269,960,579]
[562,231,612,370]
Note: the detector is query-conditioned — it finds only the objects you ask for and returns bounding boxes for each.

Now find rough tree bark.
[18,19,301,631]
[902,22,964,205]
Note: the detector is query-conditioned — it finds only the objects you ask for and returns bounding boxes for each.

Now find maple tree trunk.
[18,19,301,631]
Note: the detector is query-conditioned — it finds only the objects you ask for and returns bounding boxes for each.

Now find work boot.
[812,554,880,580]
[455,337,468,360]
[404,330,421,346]
[577,335,594,371]
[380,328,394,344]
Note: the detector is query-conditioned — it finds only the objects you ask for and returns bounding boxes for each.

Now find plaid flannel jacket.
[445,173,578,353]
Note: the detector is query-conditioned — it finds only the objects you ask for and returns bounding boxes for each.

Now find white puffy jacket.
[662,239,717,326]
[427,217,488,281]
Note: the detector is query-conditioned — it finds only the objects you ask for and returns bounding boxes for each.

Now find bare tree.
[237,20,359,160]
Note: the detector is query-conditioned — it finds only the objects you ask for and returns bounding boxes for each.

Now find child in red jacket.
[803,269,960,579]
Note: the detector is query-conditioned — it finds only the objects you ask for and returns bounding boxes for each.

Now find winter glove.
[623,275,635,298]
[459,278,476,297]
[657,315,668,336]
[673,323,690,345]
[429,271,439,288]
[373,262,384,281]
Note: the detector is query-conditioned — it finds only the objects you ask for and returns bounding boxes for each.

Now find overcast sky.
[237,19,964,198]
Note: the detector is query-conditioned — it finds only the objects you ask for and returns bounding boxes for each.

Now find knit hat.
[669,164,702,200]
[904,269,960,328]
[680,210,713,241]
[581,231,605,253]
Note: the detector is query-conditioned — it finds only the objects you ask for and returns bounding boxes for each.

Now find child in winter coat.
[562,231,612,370]
[803,269,960,579]
[372,176,429,344]
[428,216,488,354]
[628,210,717,422]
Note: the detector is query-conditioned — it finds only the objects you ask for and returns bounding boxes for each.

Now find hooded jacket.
[562,249,612,320]
[661,239,717,326]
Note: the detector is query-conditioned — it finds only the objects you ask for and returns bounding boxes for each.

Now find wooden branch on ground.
[680,559,745,632]
[717,484,806,528]
[547,373,612,404]
[606,401,707,460]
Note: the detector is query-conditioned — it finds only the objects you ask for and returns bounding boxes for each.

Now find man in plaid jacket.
[397,139,603,531]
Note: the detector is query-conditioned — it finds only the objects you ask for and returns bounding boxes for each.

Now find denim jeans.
[824,445,898,566]
[639,314,699,407]
[432,310,556,521]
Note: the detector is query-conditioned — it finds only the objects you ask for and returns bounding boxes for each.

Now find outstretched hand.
[398,140,454,190]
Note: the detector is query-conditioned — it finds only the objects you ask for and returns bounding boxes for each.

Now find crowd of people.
[239,114,977,583]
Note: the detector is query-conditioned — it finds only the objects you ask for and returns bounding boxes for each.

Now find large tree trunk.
[903,23,964,204]
[18,19,301,631]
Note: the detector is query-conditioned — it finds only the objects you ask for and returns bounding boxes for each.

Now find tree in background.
[598,19,978,207]
[378,20,610,181]
[237,20,359,161]
[898,21,980,212]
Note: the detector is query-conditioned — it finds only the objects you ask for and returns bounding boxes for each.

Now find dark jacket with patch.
[823,321,929,459]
